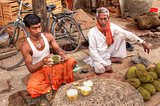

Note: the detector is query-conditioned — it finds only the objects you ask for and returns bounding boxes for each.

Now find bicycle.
[0,0,87,70]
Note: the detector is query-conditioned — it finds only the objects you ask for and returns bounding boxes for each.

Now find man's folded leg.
[27,58,77,98]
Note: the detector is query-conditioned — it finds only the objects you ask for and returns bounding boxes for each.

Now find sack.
[0,33,9,48]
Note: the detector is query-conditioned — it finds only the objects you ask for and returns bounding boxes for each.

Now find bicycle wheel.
[0,22,29,70]
[51,15,82,53]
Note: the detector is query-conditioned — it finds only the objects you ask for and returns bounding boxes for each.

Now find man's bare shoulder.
[42,32,53,38]
[21,39,31,52]
[42,32,54,42]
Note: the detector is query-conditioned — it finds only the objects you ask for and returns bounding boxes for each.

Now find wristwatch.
[142,41,146,45]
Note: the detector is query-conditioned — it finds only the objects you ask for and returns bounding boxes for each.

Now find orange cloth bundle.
[97,22,114,46]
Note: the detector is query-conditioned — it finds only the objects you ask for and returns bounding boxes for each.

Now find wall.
[125,0,154,19]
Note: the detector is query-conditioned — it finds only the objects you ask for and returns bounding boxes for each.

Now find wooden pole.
[32,0,48,32]
[119,0,126,19]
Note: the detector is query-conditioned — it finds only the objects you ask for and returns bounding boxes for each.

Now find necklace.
[30,36,41,48]
[37,43,41,48]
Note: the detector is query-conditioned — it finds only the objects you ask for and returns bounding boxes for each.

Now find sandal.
[126,42,134,51]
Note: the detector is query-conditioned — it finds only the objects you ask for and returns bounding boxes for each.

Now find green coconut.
[125,66,137,79]
[147,67,157,73]
[52,55,60,64]
[141,83,156,95]
[137,87,151,101]
[136,67,151,82]
[148,71,158,80]
[151,80,160,92]
[125,78,141,88]
[134,64,146,70]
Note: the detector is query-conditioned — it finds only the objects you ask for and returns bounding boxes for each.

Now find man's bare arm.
[44,33,68,60]
[21,41,51,73]
[142,42,150,54]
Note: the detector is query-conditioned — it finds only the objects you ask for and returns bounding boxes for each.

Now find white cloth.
[27,33,50,65]
[83,22,143,71]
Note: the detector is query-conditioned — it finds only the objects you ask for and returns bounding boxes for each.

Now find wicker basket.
[52,77,145,106]
[0,33,10,48]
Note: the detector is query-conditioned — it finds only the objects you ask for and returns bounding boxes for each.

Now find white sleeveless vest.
[27,34,50,65]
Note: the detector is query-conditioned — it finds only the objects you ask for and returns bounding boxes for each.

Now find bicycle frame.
[8,0,88,46]
[8,0,32,45]
[48,10,88,42]
[0,0,87,70]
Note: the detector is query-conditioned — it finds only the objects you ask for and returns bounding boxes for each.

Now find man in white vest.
[21,14,77,98]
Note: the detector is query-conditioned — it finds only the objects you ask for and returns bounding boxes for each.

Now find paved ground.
[0,0,160,105]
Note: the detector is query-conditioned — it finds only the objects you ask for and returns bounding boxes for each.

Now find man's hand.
[105,65,113,73]
[43,54,53,66]
[59,52,68,64]
[143,43,150,54]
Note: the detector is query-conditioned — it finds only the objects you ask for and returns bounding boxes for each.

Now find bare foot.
[110,57,122,63]
[105,65,113,73]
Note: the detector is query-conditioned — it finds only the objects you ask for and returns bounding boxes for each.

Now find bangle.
[142,41,146,45]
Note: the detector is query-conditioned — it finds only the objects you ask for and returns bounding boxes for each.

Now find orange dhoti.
[27,58,77,98]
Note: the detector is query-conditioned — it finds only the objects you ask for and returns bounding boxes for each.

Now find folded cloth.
[27,58,77,98]
[126,42,134,51]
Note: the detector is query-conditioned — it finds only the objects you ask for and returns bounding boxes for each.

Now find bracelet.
[142,41,146,45]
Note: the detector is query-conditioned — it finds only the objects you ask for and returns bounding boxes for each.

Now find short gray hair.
[96,7,109,18]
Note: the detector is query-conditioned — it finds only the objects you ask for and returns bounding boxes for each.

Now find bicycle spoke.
[56,20,70,34]
[55,22,65,32]
[0,51,22,66]
[70,36,81,46]
[58,38,66,48]
[54,33,68,38]
[52,16,81,53]
[60,20,70,33]
[66,36,79,48]
[66,38,76,49]
[0,23,28,70]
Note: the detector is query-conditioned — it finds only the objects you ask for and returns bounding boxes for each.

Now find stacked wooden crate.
[47,0,62,15]
[0,4,3,29]
[0,0,62,49]
[0,1,19,27]
[105,6,120,18]
[0,0,62,29]
[21,0,33,20]
[104,0,120,18]
[46,0,62,31]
